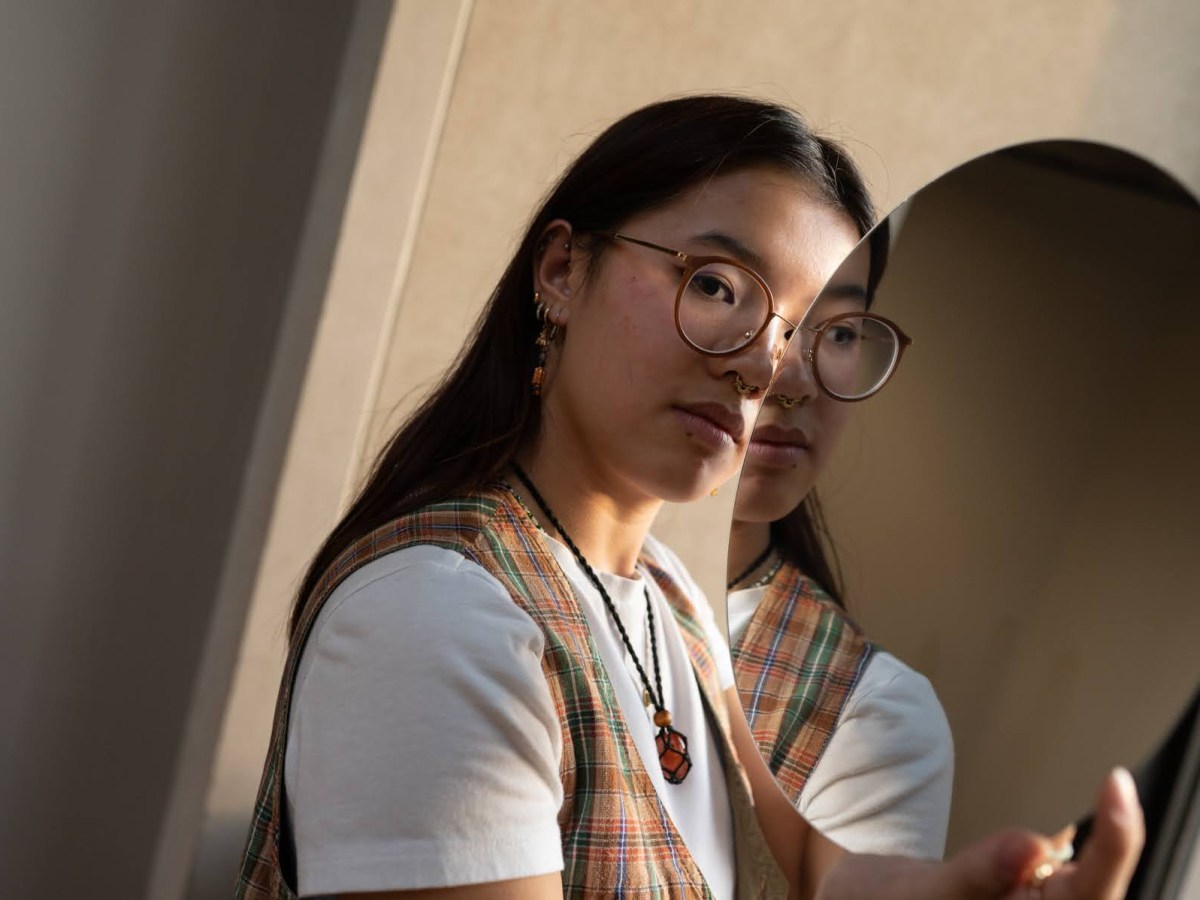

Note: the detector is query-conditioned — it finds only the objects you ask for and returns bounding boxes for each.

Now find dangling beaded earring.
[530,291,559,397]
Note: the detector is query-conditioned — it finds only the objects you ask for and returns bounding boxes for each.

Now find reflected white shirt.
[729,584,954,859]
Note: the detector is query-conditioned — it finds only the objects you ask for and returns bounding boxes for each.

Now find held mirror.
[725,140,1200,885]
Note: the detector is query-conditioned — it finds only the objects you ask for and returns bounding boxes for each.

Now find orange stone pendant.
[655,725,691,784]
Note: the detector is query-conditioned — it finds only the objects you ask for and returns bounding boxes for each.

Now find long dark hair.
[769,220,891,607]
[290,94,879,639]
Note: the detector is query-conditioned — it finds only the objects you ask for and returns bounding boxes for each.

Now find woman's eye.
[691,273,735,304]
[827,324,861,346]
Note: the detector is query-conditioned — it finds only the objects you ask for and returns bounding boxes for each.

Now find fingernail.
[1050,823,1077,847]
[1108,766,1141,826]
[1113,767,1138,804]
[1046,842,1074,863]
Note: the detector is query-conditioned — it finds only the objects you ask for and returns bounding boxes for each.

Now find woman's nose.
[769,333,820,405]
[722,315,792,394]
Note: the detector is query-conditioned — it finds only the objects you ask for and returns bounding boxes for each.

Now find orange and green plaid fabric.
[731,561,875,805]
[236,484,782,899]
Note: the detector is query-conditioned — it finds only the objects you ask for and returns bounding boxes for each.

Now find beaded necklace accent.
[731,553,785,592]
[726,542,775,591]
[509,466,692,784]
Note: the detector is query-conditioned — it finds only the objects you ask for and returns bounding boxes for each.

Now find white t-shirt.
[728,584,954,859]
[285,534,737,898]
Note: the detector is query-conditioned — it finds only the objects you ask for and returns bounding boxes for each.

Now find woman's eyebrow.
[816,282,869,304]
[690,230,769,273]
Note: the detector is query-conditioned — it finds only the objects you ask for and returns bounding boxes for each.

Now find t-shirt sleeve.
[798,651,955,859]
[284,545,565,896]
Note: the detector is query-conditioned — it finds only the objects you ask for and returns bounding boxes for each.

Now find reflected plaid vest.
[731,562,875,804]
[236,485,784,899]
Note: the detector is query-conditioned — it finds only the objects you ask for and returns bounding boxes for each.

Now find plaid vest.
[731,562,875,805]
[236,485,784,898]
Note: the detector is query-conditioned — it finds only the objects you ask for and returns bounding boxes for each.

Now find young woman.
[236,95,1142,899]
[727,234,955,860]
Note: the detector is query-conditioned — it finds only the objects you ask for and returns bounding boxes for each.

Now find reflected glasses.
[791,311,913,402]
[593,231,912,401]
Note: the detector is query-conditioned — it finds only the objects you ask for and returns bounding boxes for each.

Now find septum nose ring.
[733,373,762,397]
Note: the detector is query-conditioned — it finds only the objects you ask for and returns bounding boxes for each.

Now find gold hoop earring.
[733,373,761,397]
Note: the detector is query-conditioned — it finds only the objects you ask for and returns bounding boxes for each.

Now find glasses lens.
[676,262,770,354]
[814,315,900,399]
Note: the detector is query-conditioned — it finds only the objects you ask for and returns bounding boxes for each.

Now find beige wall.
[4,1,1198,898]
[183,6,473,900]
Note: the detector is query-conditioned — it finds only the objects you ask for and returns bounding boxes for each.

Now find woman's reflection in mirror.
[234,95,1143,900]
[727,233,954,859]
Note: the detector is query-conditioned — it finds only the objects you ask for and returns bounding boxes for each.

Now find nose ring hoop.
[733,373,761,397]
[775,394,801,409]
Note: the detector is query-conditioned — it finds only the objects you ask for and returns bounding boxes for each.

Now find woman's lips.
[746,423,811,467]
[672,402,745,449]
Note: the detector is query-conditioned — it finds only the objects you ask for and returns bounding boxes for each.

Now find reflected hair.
[771,220,890,608]
[290,94,880,638]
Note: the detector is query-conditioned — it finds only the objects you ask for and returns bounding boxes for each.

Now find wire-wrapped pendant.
[510,465,693,785]
[654,710,691,784]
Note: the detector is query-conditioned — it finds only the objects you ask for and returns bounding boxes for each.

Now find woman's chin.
[650,461,741,505]
[731,475,813,524]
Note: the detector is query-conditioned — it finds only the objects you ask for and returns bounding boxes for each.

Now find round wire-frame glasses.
[592,230,913,402]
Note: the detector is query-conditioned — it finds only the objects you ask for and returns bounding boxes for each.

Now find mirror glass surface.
[726,140,1200,856]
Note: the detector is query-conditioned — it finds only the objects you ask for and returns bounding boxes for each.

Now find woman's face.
[732,238,873,525]
[536,165,863,506]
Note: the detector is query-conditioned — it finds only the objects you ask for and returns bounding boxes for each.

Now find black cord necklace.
[511,464,692,785]
[726,542,775,591]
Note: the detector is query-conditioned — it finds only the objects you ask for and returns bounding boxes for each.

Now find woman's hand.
[816,767,1144,900]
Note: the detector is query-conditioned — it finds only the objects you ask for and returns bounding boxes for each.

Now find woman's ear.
[534,219,576,325]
